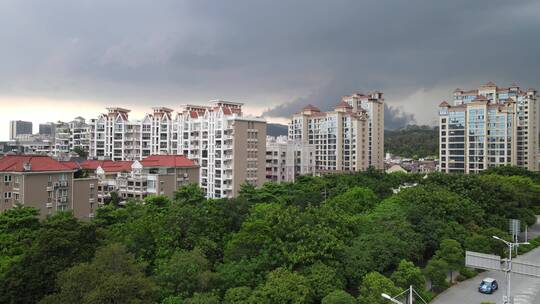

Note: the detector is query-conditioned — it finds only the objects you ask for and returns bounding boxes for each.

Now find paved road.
[432,216,540,304]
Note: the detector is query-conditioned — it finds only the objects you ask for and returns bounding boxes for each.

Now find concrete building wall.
[370,99,385,170]
[22,172,73,218]
[175,167,199,188]
[72,178,98,220]
[157,174,176,197]
[232,119,266,196]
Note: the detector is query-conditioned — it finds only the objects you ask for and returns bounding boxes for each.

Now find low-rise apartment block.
[80,155,199,203]
[0,155,98,219]
[439,82,538,173]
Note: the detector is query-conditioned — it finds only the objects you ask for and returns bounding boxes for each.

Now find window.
[3,192,12,199]
[4,175,11,183]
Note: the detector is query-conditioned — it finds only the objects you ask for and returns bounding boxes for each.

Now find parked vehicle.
[478,278,498,294]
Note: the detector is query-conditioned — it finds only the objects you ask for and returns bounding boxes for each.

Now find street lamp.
[382,285,427,304]
[492,235,530,304]
[381,293,404,304]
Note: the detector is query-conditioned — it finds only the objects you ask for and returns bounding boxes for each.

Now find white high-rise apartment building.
[265,136,289,183]
[287,91,384,177]
[53,117,92,157]
[69,117,92,152]
[265,135,315,183]
[53,122,71,156]
[439,82,538,173]
[88,102,267,198]
[91,108,141,161]
[171,101,266,198]
[141,107,174,158]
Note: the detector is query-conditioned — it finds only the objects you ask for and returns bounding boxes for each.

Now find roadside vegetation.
[0,166,539,303]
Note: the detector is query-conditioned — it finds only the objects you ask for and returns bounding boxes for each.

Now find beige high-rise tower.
[287,91,384,178]
[438,82,538,173]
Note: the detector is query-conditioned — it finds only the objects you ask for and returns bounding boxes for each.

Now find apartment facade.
[265,136,289,182]
[172,101,266,198]
[439,82,539,173]
[141,107,174,158]
[342,92,385,169]
[0,155,98,219]
[288,91,384,177]
[80,155,199,203]
[51,117,92,157]
[91,108,141,161]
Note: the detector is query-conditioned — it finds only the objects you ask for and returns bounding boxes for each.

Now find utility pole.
[382,285,428,304]
[492,235,529,304]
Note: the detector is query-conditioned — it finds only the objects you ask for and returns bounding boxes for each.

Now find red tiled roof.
[0,155,75,172]
[140,155,197,168]
[60,161,81,170]
[190,111,199,119]
[482,81,497,87]
[303,104,320,112]
[335,101,352,109]
[80,160,133,173]
[222,106,232,115]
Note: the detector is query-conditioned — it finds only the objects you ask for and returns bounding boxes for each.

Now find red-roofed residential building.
[0,155,98,220]
[80,155,199,203]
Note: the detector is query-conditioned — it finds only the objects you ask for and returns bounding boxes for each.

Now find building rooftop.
[0,155,76,172]
[481,81,497,87]
[140,155,198,168]
[80,160,133,173]
[303,104,321,112]
[335,101,353,109]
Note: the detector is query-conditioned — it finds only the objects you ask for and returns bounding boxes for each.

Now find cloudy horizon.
[1,0,540,140]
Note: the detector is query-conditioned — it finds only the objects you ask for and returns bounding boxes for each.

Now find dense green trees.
[391,260,425,290]
[40,243,159,304]
[358,272,402,304]
[0,211,99,304]
[321,290,357,304]
[433,239,464,282]
[1,167,539,303]
[384,125,438,158]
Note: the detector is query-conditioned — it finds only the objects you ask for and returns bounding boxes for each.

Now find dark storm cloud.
[0,0,539,126]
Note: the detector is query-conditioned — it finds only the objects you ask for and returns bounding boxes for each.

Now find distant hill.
[385,125,438,158]
[267,123,288,136]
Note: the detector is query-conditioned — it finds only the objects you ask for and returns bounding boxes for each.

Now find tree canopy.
[1,167,538,303]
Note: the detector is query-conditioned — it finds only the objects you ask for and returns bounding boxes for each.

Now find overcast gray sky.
[1,0,539,139]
